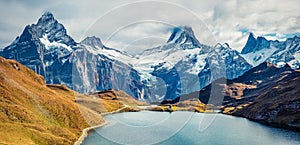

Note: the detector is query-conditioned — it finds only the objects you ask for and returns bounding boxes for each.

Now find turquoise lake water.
[82,111,300,145]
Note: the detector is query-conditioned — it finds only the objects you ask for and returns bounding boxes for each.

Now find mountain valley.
[0,11,299,144]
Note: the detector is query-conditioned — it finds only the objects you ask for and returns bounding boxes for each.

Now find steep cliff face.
[69,46,146,99]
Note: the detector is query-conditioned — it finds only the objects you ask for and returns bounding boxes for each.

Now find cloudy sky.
[0,0,299,53]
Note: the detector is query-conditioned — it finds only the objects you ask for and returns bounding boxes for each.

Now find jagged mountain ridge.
[241,32,300,69]
[0,12,146,100]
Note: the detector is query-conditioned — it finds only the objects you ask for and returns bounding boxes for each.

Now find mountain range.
[1,12,300,104]
[241,32,300,68]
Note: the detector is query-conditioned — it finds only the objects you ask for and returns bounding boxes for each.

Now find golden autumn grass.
[76,90,146,112]
[0,57,145,145]
[149,98,210,113]
[0,57,92,144]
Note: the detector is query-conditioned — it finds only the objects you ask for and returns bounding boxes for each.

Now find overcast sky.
[0,0,299,53]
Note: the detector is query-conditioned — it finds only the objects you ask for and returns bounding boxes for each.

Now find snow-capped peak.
[167,26,200,47]
[33,12,76,46]
[241,32,270,54]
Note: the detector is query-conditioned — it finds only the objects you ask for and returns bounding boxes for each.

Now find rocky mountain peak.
[80,36,104,48]
[241,33,257,54]
[32,11,76,46]
[249,32,256,39]
[286,35,300,45]
[37,11,55,26]
[167,26,200,47]
[241,32,270,54]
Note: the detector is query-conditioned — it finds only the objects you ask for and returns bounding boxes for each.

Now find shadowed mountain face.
[178,62,294,104]
[172,62,300,130]
[229,71,300,131]
[241,33,270,54]
[222,62,294,107]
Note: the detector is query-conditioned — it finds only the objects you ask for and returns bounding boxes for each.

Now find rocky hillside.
[174,62,300,131]
[222,63,300,131]
[224,69,300,131]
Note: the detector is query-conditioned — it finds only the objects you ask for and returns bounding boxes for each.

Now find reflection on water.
[82,111,300,145]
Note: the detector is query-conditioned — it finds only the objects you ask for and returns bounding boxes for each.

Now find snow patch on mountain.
[40,34,73,52]
[241,46,277,66]
[80,43,135,64]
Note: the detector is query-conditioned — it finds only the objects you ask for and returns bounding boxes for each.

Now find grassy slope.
[0,56,147,144]
[0,57,95,145]
[76,90,147,117]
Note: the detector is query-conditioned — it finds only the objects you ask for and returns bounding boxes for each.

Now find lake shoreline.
[74,121,109,145]
[76,111,300,145]
[74,105,130,145]
[75,107,299,145]
[227,113,300,132]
